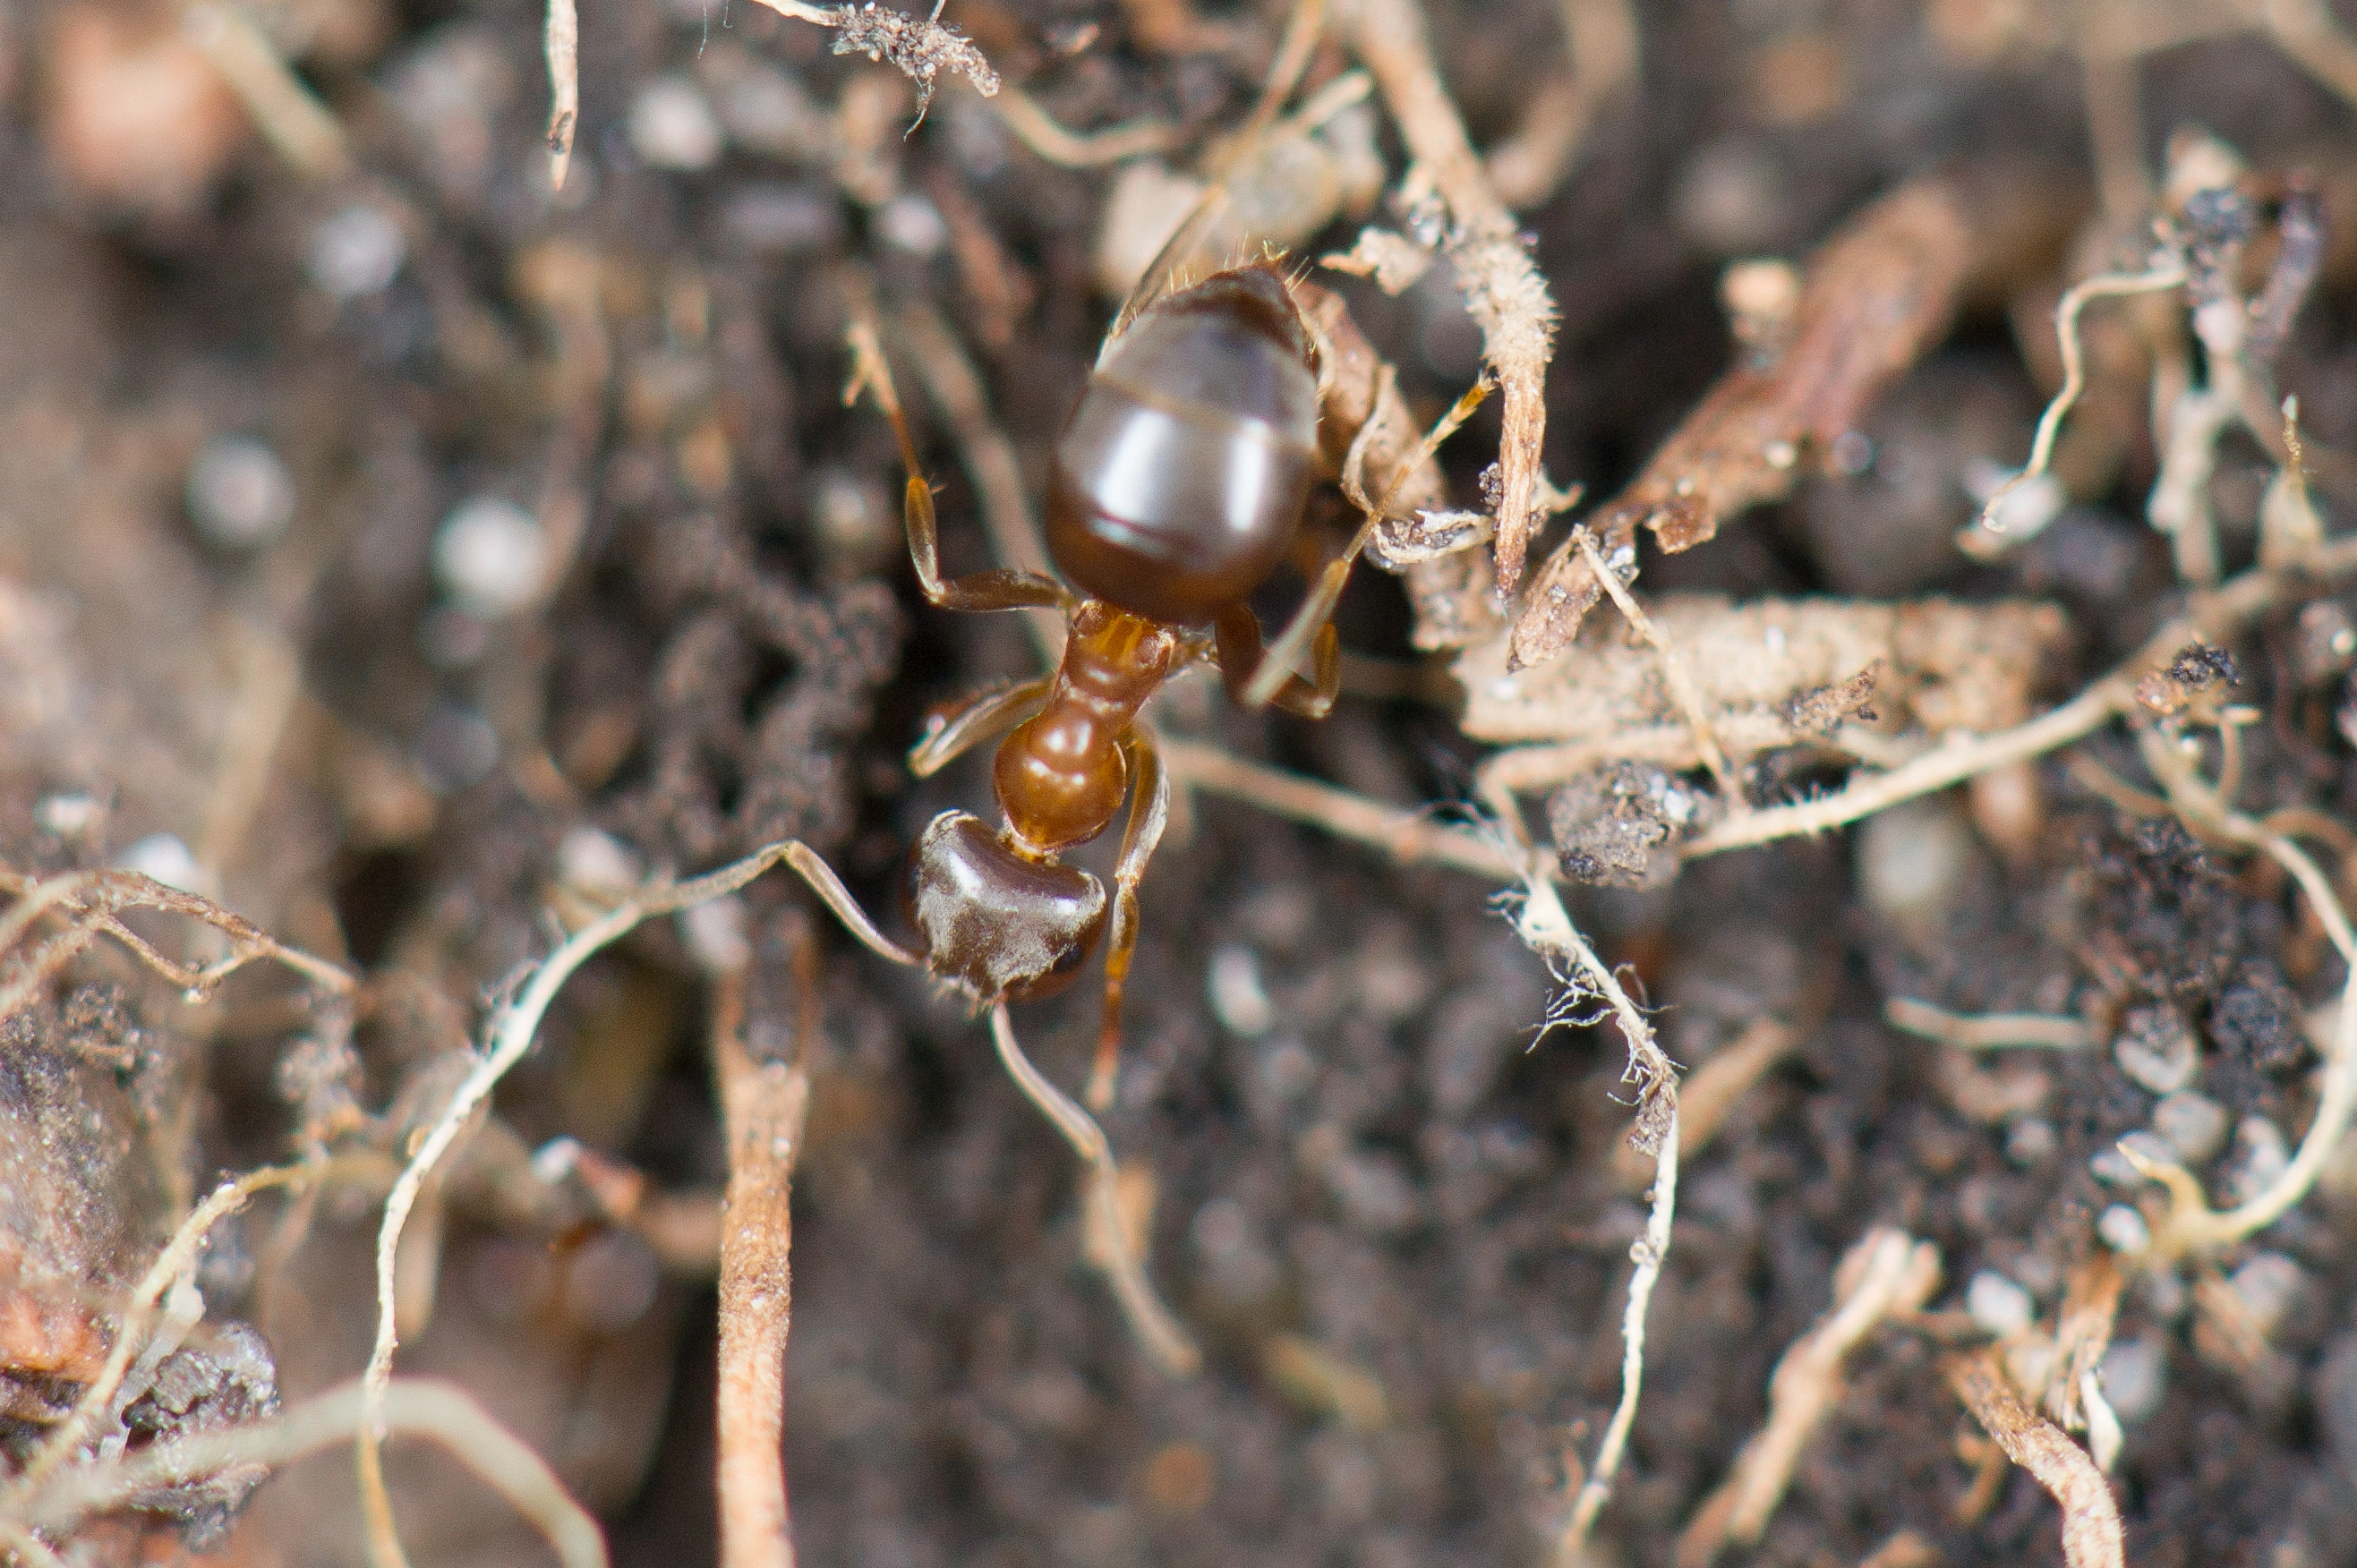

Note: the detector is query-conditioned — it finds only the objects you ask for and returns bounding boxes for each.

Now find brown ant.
[764,253,1478,1363]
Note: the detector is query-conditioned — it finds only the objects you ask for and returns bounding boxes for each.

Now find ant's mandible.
[782,257,1477,1114]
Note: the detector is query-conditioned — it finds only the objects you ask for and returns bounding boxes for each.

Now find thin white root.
[988,1005,1200,1376]
[546,0,579,187]
[1884,997,2097,1052]
[361,842,801,1567]
[1515,876,1679,1564]
[1968,262,2188,545]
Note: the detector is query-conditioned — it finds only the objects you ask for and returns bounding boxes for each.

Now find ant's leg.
[1085,733,1171,1112]
[1216,595,1345,719]
[989,1003,1200,1375]
[909,677,1051,779]
[845,320,1072,617]
[1220,372,1497,709]
[780,843,922,968]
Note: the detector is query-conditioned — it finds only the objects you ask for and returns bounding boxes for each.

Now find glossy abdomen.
[1046,267,1319,626]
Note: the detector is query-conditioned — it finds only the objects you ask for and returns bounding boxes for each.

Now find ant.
[766,251,1479,1363]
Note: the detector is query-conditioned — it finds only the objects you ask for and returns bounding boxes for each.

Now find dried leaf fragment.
[1462,595,2067,757]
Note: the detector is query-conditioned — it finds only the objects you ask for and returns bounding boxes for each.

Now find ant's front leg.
[846,319,1072,618]
[909,677,1051,779]
[1086,733,1171,1112]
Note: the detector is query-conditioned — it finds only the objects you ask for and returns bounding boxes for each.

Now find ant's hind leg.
[1085,734,1172,1112]
[780,843,923,969]
[1216,596,1345,720]
[1222,372,1497,709]
[844,319,1072,617]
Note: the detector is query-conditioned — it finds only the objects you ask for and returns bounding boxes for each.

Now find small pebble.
[2003,1117,2056,1167]
[186,436,295,550]
[307,204,406,300]
[2293,600,2357,686]
[2226,1250,2303,1337]
[1208,946,1276,1037]
[1856,798,1972,929]
[2227,1117,2291,1205]
[2114,1004,2197,1094]
[807,464,892,569]
[559,826,640,896]
[2100,1337,2168,1424]
[1965,1269,2035,1338]
[432,497,547,615]
[708,61,825,158]
[679,895,751,976]
[2097,1204,2151,1256]
[1671,137,1790,254]
[119,832,204,894]
[2151,1089,2230,1164]
[1961,460,2068,542]
[33,793,105,838]
[628,75,724,171]
[875,192,948,257]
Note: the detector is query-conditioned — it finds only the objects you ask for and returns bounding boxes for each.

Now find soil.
[3,1,2357,1565]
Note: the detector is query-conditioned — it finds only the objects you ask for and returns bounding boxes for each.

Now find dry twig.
[1510,177,1978,668]
[1335,0,1559,593]
[1948,1353,2125,1568]
[712,958,814,1568]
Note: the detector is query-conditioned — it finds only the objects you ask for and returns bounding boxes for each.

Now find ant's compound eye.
[903,812,1107,1003]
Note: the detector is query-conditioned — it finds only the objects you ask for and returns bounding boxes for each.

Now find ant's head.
[903,811,1106,1004]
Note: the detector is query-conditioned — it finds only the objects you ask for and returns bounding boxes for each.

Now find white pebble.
[875,192,948,257]
[2114,1004,2197,1094]
[559,827,640,896]
[628,76,724,172]
[679,894,751,975]
[120,833,205,894]
[34,793,104,838]
[433,497,547,615]
[1856,800,1971,928]
[307,204,406,300]
[2151,1090,2230,1164]
[2228,1117,2292,1205]
[1208,945,1276,1036]
[186,436,295,549]
[531,1136,585,1185]
[2097,1204,2151,1256]
[2099,1337,2167,1424]
[1965,1269,2036,1338]
[2228,1251,2303,1337]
